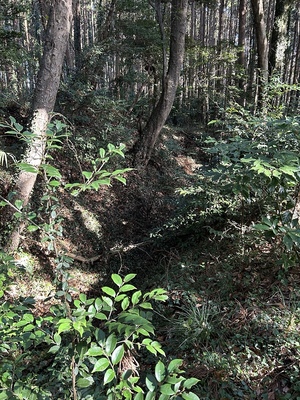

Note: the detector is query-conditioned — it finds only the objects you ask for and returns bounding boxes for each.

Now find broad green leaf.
[168,359,183,373]
[111,344,125,365]
[139,302,152,309]
[137,327,150,336]
[103,368,116,385]
[92,357,110,372]
[114,176,127,185]
[124,274,136,282]
[120,284,136,293]
[121,297,130,310]
[48,345,60,353]
[151,341,165,356]
[95,312,108,320]
[102,296,113,307]
[145,392,155,400]
[49,179,60,187]
[160,384,175,396]
[183,378,200,389]
[146,345,157,355]
[14,199,23,209]
[122,370,133,380]
[27,225,39,232]
[58,321,72,334]
[182,392,200,400]
[111,273,123,287]
[23,323,35,332]
[102,286,116,297]
[158,394,169,400]
[86,346,104,357]
[132,291,142,305]
[155,361,166,383]
[54,333,61,345]
[146,374,157,392]
[105,333,117,355]
[94,297,104,311]
[115,294,127,301]
[253,224,271,231]
[99,148,106,158]
[77,377,94,388]
[41,164,62,178]
[82,171,93,179]
[134,393,144,400]
[18,163,38,173]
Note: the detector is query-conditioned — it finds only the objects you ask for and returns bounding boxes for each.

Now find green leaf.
[23,323,35,332]
[253,223,271,231]
[102,296,114,307]
[103,368,116,385]
[92,357,110,372]
[105,333,117,355]
[182,392,200,400]
[95,312,108,320]
[54,333,61,345]
[183,378,200,389]
[102,286,116,297]
[120,284,136,293]
[168,359,183,373]
[111,344,125,365]
[99,148,106,158]
[158,395,169,400]
[77,377,94,388]
[146,374,157,392]
[27,225,39,232]
[114,176,127,185]
[17,163,39,174]
[48,345,60,353]
[146,345,157,355]
[160,384,175,396]
[115,294,127,302]
[82,171,93,179]
[49,180,61,187]
[124,274,136,282]
[139,302,152,309]
[121,296,130,310]
[134,393,144,400]
[155,361,166,383]
[111,273,123,287]
[145,393,155,400]
[14,199,23,209]
[86,346,104,357]
[132,291,142,305]
[41,164,62,178]
[58,321,72,334]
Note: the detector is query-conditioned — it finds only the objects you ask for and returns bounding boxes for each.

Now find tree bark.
[251,0,269,109]
[3,0,73,252]
[134,0,188,166]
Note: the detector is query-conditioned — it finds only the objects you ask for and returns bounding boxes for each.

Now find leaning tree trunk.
[134,0,188,166]
[4,0,73,252]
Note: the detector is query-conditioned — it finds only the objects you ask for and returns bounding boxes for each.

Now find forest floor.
[2,122,300,399]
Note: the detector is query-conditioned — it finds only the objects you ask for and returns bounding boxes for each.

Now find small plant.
[0,273,200,399]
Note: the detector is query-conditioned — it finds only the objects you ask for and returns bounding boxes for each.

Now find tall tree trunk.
[134,0,188,166]
[3,0,73,252]
[237,0,247,104]
[251,0,269,109]
[269,0,289,76]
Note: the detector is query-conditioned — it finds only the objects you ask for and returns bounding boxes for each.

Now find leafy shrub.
[0,272,200,399]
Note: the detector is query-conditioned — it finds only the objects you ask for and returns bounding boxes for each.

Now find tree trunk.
[4,0,73,252]
[269,0,289,75]
[251,0,269,109]
[237,0,247,104]
[134,0,188,166]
